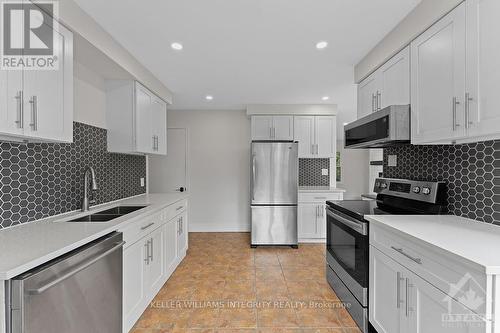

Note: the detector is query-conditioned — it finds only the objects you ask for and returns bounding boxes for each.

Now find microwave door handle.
[326,209,367,235]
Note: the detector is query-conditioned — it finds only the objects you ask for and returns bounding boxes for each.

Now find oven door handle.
[326,209,367,235]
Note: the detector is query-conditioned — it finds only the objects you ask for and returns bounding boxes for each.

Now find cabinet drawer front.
[299,192,343,203]
[370,224,487,316]
[121,213,163,246]
[165,199,188,221]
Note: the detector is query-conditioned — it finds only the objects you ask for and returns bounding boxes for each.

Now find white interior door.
[148,128,188,193]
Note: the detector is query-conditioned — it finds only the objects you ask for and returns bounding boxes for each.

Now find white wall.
[337,141,370,199]
[354,0,463,82]
[74,62,107,128]
[167,110,251,232]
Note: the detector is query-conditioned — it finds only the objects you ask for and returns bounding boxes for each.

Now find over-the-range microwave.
[344,105,410,149]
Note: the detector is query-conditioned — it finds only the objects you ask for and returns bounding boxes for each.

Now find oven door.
[326,207,369,290]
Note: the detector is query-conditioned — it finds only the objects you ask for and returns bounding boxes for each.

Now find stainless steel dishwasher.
[5,232,124,333]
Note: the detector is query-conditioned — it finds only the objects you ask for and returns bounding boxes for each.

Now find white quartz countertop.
[366,215,500,274]
[298,186,346,193]
[0,193,188,280]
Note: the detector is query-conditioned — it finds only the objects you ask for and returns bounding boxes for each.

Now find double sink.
[67,206,147,222]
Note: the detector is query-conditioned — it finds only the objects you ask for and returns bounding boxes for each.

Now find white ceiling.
[74,0,420,115]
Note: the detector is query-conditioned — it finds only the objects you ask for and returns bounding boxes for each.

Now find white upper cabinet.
[294,116,336,158]
[357,72,380,118]
[411,3,466,144]
[0,18,73,143]
[465,0,500,140]
[251,116,293,141]
[411,0,500,145]
[379,46,410,109]
[357,46,410,119]
[106,81,167,155]
[294,116,315,157]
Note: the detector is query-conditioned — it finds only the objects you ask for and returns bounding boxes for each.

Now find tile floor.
[132,232,361,333]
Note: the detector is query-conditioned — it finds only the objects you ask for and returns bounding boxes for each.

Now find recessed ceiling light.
[316,41,328,49]
[322,96,330,101]
[205,95,213,100]
[171,42,183,50]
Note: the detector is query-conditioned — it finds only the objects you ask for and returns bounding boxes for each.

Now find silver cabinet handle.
[311,144,314,155]
[405,278,414,317]
[377,91,381,110]
[15,91,23,128]
[29,96,37,131]
[372,93,376,112]
[269,127,273,139]
[149,237,154,262]
[252,154,256,200]
[452,97,460,131]
[180,216,183,234]
[28,241,125,295]
[465,92,473,129]
[314,196,327,200]
[396,272,403,309]
[176,205,183,211]
[391,246,422,264]
[177,218,181,235]
[141,222,155,231]
[144,240,150,264]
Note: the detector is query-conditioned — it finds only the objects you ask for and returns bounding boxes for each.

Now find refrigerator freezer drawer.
[251,206,297,245]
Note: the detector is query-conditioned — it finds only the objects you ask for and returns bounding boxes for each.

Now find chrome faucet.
[82,167,98,212]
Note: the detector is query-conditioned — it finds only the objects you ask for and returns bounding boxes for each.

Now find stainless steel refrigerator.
[251,141,298,247]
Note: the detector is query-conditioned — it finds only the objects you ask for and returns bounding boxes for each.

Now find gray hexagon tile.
[0,122,146,229]
[299,158,330,186]
[384,141,500,224]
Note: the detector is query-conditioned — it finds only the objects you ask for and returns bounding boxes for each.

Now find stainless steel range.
[325,178,447,333]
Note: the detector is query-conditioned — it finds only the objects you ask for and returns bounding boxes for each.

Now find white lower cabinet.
[298,192,343,242]
[122,201,189,332]
[370,245,490,333]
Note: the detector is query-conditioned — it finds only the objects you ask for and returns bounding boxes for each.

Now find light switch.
[388,155,397,167]
[140,178,145,187]
[321,169,329,176]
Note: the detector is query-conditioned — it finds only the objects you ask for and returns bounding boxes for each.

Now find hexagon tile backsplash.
[384,141,500,224]
[0,122,146,229]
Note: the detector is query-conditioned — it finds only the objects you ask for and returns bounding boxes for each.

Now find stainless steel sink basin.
[66,205,147,223]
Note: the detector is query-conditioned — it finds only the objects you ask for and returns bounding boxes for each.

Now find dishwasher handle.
[28,241,125,295]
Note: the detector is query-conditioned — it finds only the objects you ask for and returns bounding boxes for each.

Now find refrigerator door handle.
[252,154,256,200]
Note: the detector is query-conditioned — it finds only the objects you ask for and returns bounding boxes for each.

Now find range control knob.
[422,187,431,195]
[380,183,388,189]
[413,186,421,194]
[375,182,380,188]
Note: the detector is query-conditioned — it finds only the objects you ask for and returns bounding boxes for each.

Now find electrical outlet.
[140,178,145,187]
[321,168,329,176]
[388,155,397,167]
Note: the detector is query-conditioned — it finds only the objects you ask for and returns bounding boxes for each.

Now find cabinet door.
[466,0,500,140]
[407,269,488,333]
[163,219,178,277]
[0,70,24,136]
[151,96,167,155]
[135,83,154,153]
[315,116,336,158]
[145,227,164,294]
[23,21,73,142]
[379,46,410,108]
[177,211,188,256]
[411,3,466,144]
[123,240,146,330]
[370,246,406,333]
[298,204,319,239]
[251,116,273,140]
[358,72,379,118]
[294,116,315,157]
[272,116,294,140]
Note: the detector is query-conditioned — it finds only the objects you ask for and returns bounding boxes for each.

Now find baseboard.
[189,222,250,233]
[299,238,326,244]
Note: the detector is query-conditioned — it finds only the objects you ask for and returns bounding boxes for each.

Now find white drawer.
[121,212,163,246]
[299,192,343,203]
[165,199,188,221]
[370,223,488,316]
